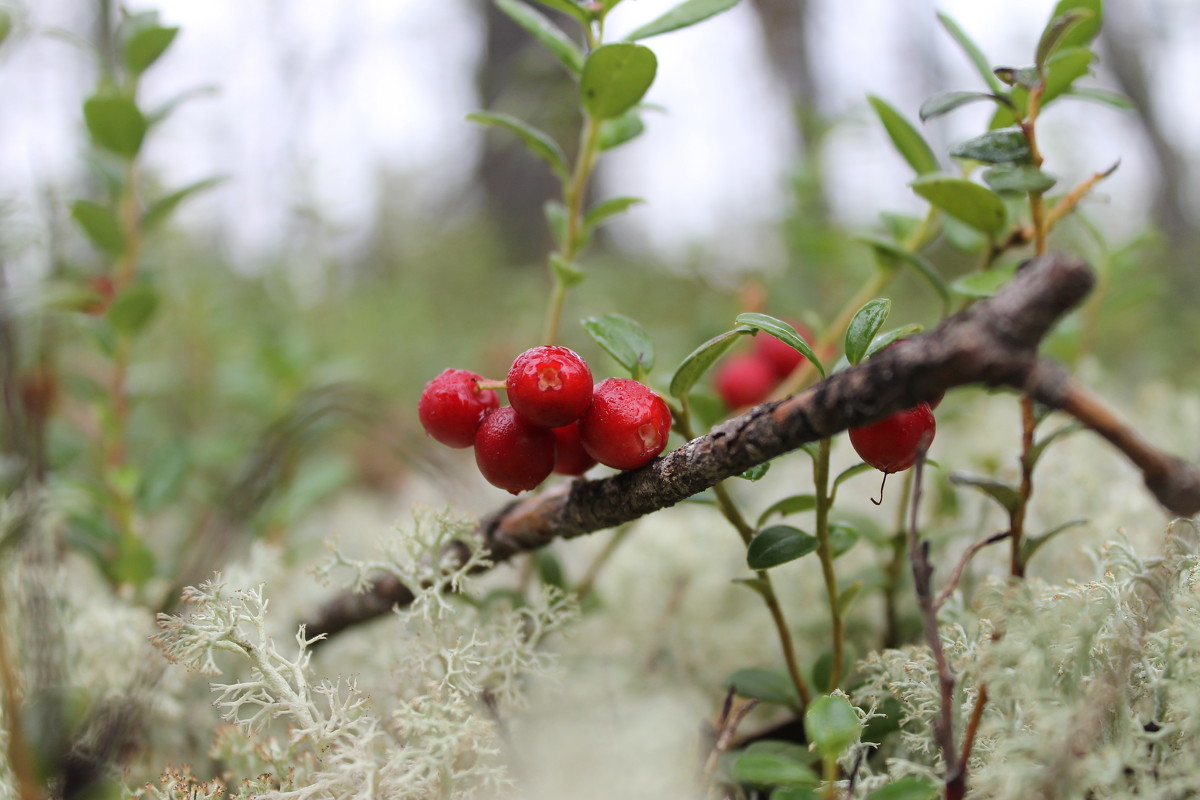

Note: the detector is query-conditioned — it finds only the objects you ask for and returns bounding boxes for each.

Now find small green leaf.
[544,200,568,246]
[582,313,654,378]
[832,462,873,493]
[1036,10,1092,71]
[71,201,125,256]
[123,25,178,75]
[726,667,799,706]
[829,522,861,558]
[1020,518,1087,565]
[1066,87,1134,111]
[910,174,1007,236]
[1027,422,1082,467]
[581,43,657,120]
[837,580,863,615]
[83,94,147,159]
[858,238,950,309]
[844,298,891,366]
[739,462,771,481]
[668,327,751,399]
[863,324,924,359]
[918,91,1011,122]
[756,494,816,528]
[496,0,584,74]
[583,196,645,231]
[136,443,190,510]
[863,776,940,800]
[731,752,819,788]
[936,12,1003,93]
[950,263,1017,298]
[1042,47,1095,106]
[468,111,569,179]
[983,165,1057,195]
[624,0,740,41]
[949,127,1030,164]
[142,176,225,230]
[550,253,585,287]
[529,0,590,25]
[949,471,1020,513]
[868,96,939,176]
[107,283,160,336]
[732,576,770,599]
[1046,0,1101,53]
[747,525,819,570]
[109,534,156,587]
[598,109,646,149]
[735,312,823,378]
[536,549,568,589]
[805,694,862,759]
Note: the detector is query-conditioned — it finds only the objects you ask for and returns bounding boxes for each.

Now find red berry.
[848,403,936,474]
[579,378,672,470]
[474,406,556,494]
[418,368,500,449]
[714,353,778,410]
[507,345,594,428]
[551,421,597,476]
[754,322,813,379]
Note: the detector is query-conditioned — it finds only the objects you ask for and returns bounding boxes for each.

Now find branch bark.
[305,254,1200,641]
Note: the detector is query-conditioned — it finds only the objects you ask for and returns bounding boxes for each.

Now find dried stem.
[934,531,1010,611]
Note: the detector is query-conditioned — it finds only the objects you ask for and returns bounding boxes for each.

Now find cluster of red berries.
[713,322,814,410]
[418,345,672,494]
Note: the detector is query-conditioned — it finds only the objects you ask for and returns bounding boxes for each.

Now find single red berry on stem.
[474,406,557,494]
[754,322,813,379]
[579,378,672,470]
[849,402,937,474]
[507,345,594,428]
[551,421,597,476]
[418,368,500,449]
[714,353,777,410]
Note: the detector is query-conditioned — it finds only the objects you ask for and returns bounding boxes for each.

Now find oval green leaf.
[1036,9,1093,71]
[142,176,225,230]
[949,470,1020,513]
[668,327,750,399]
[867,96,939,175]
[983,165,1057,195]
[1045,0,1101,54]
[108,282,160,336]
[731,752,819,788]
[468,111,569,179]
[496,0,584,74]
[71,200,125,256]
[624,0,740,41]
[756,494,817,528]
[598,109,646,150]
[581,43,657,120]
[950,262,1017,298]
[918,90,1010,122]
[858,238,950,310]
[550,253,585,287]
[910,174,1008,236]
[583,196,645,231]
[83,94,147,159]
[1043,47,1095,107]
[734,312,824,378]
[936,12,1004,93]
[844,298,891,366]
[747,525,819,570]
[804,694,862,759]
[739,462,771,481]
[863,324,924,359]
[863,777,940,800]
[949,127,1030,164]
[725,667,800,706]
[529,0,591,25]
[123,25,178,76]
[582,313,654,378]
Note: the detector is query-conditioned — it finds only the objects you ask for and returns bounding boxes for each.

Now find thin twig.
[701,694,760,790]
[934,531,1011,611]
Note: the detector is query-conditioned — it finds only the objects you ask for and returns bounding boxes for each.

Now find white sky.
[0,0,1194,279]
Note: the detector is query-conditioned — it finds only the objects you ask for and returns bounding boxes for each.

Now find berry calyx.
[848,402,937,474]
[507,345,593,428]
[474,406,557,494]
[754,321,813,379]
[418,368,501,449]
[579,378,672,470]
[714,353,777,410]
[551,421,597,476]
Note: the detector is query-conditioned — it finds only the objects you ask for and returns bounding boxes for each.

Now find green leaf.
[949,127,1030,164]
[107,283,160,336]
[1066,87,1134,111]
[936,12,1003,93]
[837,580,863,615]
[829,522,861,558]
[496,0,584,74]
[772,787,820,800]
[1042,47,1095,107]
[844,298,891,366]
[71,201,125,256]
[735,312,824,378]
[910,174,1007,236]
[832,462,873,493]
[529,0,590,25]
[725,667,799,706]
[1020,518,1087,565]
[864,324,924,359]
[1046,0,1101,53]
[804,694,862,759]
[123,25,178,75]
[83,95,147,159]
[739,462,771,481]
[858,238,950,309]
[747,525,819,570]
[668,327,751,399]
[0,11,11,47]
[1027,422,1082,467]
[467,111,569,179]
[950,263,1017,298]
[918,91,1011,122]
[109,534,156,587]
[863,776,940,800]
[141,176,225,230]
[756,494,816,528]
[581,43,657,120]
[136,443,190,510]
[582,313,655,378]
[867,96,939,176]
[550,253,585,287]
[544,200,568,247]
[1036,10,1092,71]
[598,109,646,149]
[732,576,770,599]
[731,752,819,788]
[583,196,645,231]
[983,165,1057,195]
[949,471,1020,513]
[624,0,740,41]
[536,549,568,589]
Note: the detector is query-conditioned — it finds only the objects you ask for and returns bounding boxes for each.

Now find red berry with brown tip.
[848,402,937,474]
[418,368,500,449]
[754,322,813,379]
[714,353,777,410]
[551,421,597,476]
[507,345,594,428]
[579,378,672,470]
[474,406,556,494]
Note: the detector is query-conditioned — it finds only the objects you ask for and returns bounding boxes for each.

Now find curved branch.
[305,254,1200,641]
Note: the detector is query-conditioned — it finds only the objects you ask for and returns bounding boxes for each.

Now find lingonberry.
[507,345,594,428]
[551,421,597,476]
[714,353,777,410]
[418,368,500,449]
[754,322,813,379]
[474,406,557,494]
[848,402,937,474]
[579,378,672,470]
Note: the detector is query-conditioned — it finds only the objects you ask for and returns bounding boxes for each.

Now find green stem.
[881,470,915,649]
[813,437,844,690]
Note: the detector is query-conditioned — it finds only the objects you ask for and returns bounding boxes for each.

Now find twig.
[959,683,989,771]
[701,692,760,791]
[934,531,1010,611]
